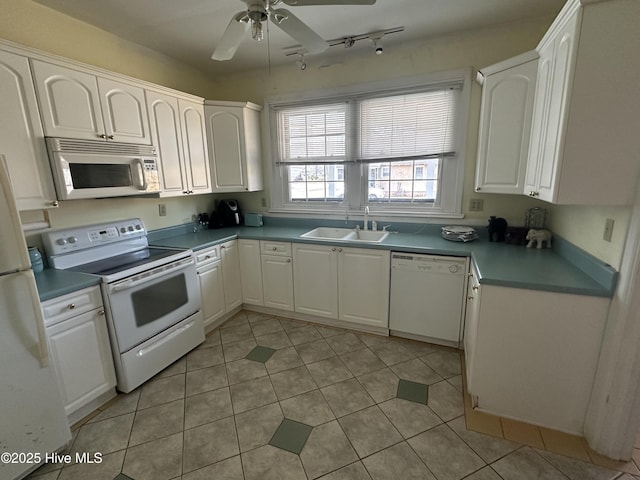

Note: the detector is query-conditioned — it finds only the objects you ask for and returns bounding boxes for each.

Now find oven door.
[104,256,201,353]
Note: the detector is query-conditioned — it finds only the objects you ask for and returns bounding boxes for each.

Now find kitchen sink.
[299,227,353,240]
[300,227,389,243]
[343,230,390,243]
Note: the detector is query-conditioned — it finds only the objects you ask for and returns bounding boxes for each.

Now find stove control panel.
[42,218,147,257]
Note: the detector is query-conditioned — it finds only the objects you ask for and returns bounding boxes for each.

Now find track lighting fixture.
[296,53,307,71]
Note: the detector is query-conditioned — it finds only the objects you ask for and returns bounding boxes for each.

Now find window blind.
[358,87,460,163]
[277,102,348,164]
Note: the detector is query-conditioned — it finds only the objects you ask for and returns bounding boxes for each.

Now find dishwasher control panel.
[391,253,466,275]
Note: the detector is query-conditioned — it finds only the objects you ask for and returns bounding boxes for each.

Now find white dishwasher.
[389,252,468,347]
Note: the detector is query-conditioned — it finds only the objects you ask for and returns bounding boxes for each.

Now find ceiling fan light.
[251,19,264,41]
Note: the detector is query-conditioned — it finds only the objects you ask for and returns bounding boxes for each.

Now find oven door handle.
[135,320,195,358]
[109,257,195,293]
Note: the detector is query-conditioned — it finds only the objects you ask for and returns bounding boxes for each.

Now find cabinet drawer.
[42,286,102,326]
[260,241,292,257]
[195,245,220,265]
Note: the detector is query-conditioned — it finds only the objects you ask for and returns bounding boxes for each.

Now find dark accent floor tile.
[246,345,277,363]
[397,379,429,404]
[269,418,313,455]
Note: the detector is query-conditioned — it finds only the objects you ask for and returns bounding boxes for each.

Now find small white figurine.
[526,229,552,249]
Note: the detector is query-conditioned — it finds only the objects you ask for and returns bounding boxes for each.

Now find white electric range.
[42,219,204,392]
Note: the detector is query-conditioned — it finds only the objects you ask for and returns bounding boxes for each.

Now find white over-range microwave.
[46,137,160,200]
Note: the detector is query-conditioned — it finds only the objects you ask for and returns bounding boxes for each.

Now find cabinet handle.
[221,245,226,249]
[467,296,474,301]
[286,259,291,263]
[50,200,59,207]
[205,255,211,260]
[472,285,479,291]
[98,134,107,139]
[272,247,277,251]
[98,310,105,316]
[467,272,473,278]
[331,247,336,252]
[338,248,343,252]
[476,187,481,191]
[107,135,114,140]
[67,303,76,310]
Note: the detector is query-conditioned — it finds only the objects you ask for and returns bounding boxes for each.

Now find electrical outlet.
[158,203,166,216]
[603,218,615,242]
[469,198,484,212]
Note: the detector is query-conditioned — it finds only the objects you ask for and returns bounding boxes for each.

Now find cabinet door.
[97,77,150,144]
[524,49,553,197]
[475,59,537,195]
[0,51,57,210]
[146,91,187,196]
[31,60,105,141]
[262,255,294,311]
[239,239,264,306]
[221,240,243,311]
[338,247,390,328]
[180,99,211,194]
[536,14,579,203]
[207,107,248,192]
[463,266,481,395]
[46,309,116,416]
[198,260,226,329]
[293,244,338,319]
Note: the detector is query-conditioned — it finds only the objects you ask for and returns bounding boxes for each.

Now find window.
[268,70,470,217]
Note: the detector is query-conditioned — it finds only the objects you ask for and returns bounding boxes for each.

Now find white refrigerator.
[0,155,71,480]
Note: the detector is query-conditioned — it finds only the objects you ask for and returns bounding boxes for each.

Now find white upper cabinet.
[31,60,151,144]
[525,0,640,205]
[475,51,538,195]
[205,101,264,193]
[180,99,211,195]
[147,90,211,196]
[0,49,58,210]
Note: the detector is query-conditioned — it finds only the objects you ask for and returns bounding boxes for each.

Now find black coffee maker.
[210,200,242,228]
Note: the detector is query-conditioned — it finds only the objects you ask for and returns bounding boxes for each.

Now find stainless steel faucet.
[364,206,369,231]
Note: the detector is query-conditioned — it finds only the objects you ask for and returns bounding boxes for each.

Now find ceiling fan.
[212,0,377,61]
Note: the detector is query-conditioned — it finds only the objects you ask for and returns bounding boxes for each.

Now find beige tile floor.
[27,310,640,480]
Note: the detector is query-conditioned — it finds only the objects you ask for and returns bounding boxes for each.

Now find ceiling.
[34,0,566,76]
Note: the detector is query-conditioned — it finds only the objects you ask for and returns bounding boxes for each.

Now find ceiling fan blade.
[270,8,329,54]
[279,0,376,5]
[211,12,249,61]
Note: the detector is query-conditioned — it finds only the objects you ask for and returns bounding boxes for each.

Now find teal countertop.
[34,222,615,301]
[151,225,615,298]
[35,268,101,302]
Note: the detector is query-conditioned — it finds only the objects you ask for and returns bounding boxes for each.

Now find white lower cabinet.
[197,252,226,329]
[464,266,610,435]
[238,239,264,306]
[196,240,242,330]
[42,286,116,422]
[261,241,294,312]
[293,244,339,319]
[221,240,243,311]
[338,247,390,328]
[293,244,390,329]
